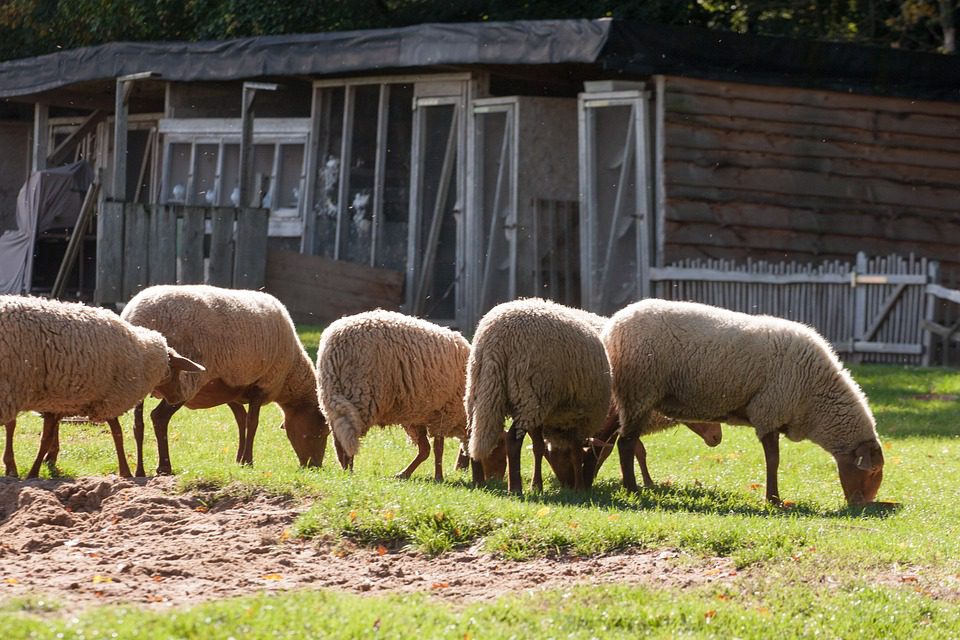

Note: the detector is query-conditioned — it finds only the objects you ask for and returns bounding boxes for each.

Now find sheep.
[316,309,505,482]
[466,298,613,493]
[602,298,884,506]
[0,295,203,478]
[120,284,328,476]
[466,298,722,494]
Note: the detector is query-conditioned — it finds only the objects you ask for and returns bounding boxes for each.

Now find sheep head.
[835,440,884,506]
[280,402,329,468]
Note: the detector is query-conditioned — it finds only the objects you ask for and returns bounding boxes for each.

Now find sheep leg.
[228,401,248,464]
[396,427,430,479]
[617,434,640,492]
[569,446,586,492]
[43,422,60,468]
[239,394,263,466]
[133,401,146,477]
[106,417,133,478]
[760,431,782,505]
[455,443,470,471]
[3,420,17,477]
[506,424,525,495]
[27,413,60,479]
[635,439,655,488]
[529,427,545,493]
[432,435,445,482]
[151,399,183,475]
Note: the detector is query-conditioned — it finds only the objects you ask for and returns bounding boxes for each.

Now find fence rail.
[96,202,269,306]
[651,253,937,365]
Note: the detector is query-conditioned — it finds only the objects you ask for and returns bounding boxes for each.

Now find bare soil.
[0,476,741,613]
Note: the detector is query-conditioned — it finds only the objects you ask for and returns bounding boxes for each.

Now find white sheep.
[120,284,328,475]
[316,309,505,481]
[602,298,884,506]
[0,295,203,478]
[465,298,722,494]
[466,298,613,493]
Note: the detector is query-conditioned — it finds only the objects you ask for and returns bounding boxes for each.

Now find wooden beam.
[32,103,48,173]
[47,110,106,167]
[238,82,279,207]
[51,182,100,299]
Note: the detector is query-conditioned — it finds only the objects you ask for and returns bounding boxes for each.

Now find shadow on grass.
[440,474,901,520]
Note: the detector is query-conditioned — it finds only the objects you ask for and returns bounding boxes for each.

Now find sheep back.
[602,299,878,455]
[121,284,317,409]
[0,295,172,423]
[466,298,611,460]
[316,310,470,458]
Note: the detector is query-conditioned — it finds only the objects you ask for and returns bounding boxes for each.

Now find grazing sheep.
[0,295,203,478]
[316,309,504,481]
[603,298,884,506]
[120,284,328,476]
[467,298,613,493]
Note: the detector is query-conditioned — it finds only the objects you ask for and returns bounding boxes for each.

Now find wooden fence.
[95,201,268,305]
[650,253,939,365]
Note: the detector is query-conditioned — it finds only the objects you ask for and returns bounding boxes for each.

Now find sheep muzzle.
[836,441,884,506]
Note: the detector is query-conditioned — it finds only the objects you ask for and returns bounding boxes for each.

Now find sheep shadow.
[445,473,900,520]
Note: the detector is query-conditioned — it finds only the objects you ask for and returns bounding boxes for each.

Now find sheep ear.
[854,442,877,471]
[168,349,205,373]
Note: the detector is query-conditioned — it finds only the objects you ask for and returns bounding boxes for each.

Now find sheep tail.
[325,394,364,459]
[467,354,507,461]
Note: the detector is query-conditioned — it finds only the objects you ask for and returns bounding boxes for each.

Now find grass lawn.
[2,322,959,638]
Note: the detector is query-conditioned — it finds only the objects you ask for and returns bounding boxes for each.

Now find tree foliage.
[0,0,955,61]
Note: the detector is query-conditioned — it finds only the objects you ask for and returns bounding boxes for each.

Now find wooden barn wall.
[659,76,960,279]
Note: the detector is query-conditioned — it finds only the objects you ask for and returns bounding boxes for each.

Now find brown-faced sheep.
[0,295,203,478]
[316,310,505,481]
[602,298,884,506]
[121,284,328,476]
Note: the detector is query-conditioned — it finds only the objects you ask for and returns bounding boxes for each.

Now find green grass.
[4,340,960,636]
[1,581,958,639]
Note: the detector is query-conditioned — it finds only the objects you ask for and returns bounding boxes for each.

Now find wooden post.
[32,103,49,173]
[238,82,279,208]
[923,261,940,366]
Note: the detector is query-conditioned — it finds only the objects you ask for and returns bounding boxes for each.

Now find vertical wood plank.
[122,202,150,299]
[234,207,269,289]
[94,200,124,306]
[179,206,206,284]
[207,207,236,288]
[149,204,177,285]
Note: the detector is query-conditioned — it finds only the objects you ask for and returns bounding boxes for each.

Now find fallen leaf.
[607,514,620,522]
[194,505,208,513]
[536,506,551,518]
[4,577,18,585]
[434,511,445,522]
[348,510,358,522]
[383,510,395,521]
[899,575,919,583]
[781,500,796,508]
[278,530,291,543]
[147,594,166,603]
[883,442,893,450]
[748,483,762,491]
[716,593,730,601]
[891,456,903,465]
[373,618,381,631]
[568,521,579,530]
[376,545,388,556]
[261,573,283,581]
[756,606,771,616]
[704,610,717,623]
[91,575,113,584]
[431,582,449,589]
[151,575,164,583]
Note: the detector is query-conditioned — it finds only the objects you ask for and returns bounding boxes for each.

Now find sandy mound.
[0,476,739,613]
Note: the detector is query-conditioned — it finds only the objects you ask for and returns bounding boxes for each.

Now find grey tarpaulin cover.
[0,19,956,103]
[0,161,94,295]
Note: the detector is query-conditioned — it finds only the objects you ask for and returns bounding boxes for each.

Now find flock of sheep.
[0,284,885,507]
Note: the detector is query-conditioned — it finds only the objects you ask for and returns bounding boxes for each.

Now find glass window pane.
[313,86,345,258]
[220,144,240,206]
[275,144,305,212]
[193,144,219,205]
[165,143,191,203]
[253,144,276,208]
[344,84,381,264]
[377,83,413,271]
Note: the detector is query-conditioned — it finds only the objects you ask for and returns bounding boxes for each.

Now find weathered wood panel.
[121,202,149,299]
[94,201,124,305]
[178,206,205,284]
[233,208,268,289]
[148,204,177,285]
[659,75,960,279]
[207,208,235,288]
[264,249,404,324]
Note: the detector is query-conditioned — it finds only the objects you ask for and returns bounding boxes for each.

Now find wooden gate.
[95,202,268,306]
[651,252,937,365]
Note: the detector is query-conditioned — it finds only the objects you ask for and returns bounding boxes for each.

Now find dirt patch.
[0,476,742,613]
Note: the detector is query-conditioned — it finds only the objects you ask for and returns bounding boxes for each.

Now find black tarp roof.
[0,19,957,103]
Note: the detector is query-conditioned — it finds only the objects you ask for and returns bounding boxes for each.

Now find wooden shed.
[0,19,957,361]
